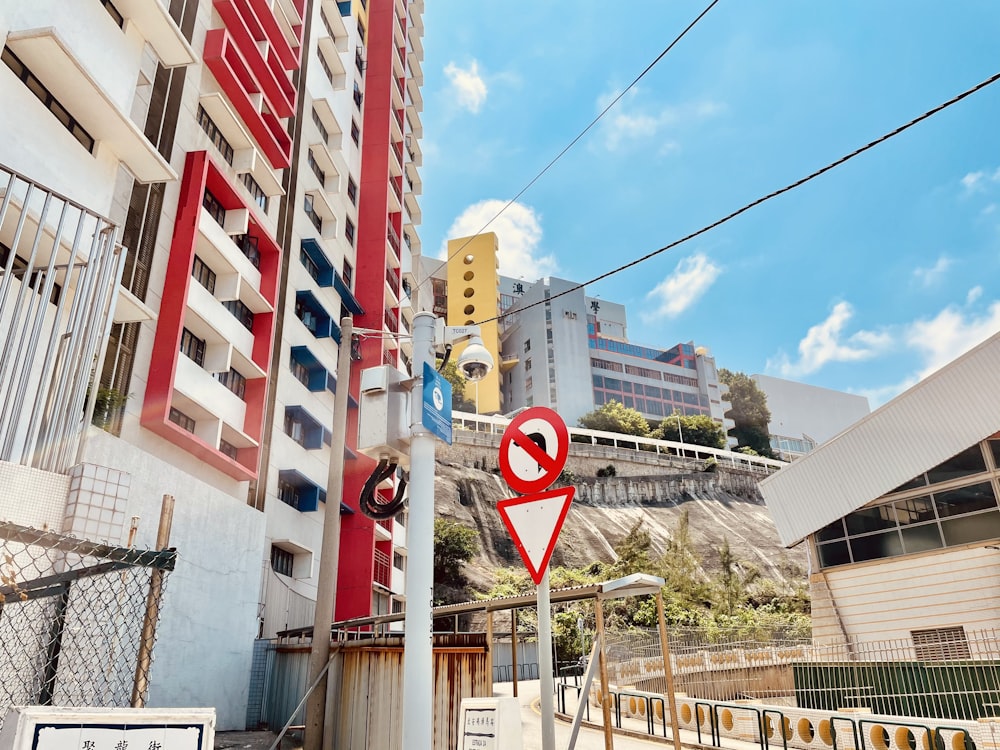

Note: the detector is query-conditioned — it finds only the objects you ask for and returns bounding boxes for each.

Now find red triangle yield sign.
[497,486,575,585]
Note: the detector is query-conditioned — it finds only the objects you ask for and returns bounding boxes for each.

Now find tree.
[433,518,480,605]
[440,360,477,412]
[577,400,650,436]
[649,412,727,449]
[718,369,775,457]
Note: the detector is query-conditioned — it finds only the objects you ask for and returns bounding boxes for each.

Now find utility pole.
[401,310,437,750]
[304,317,353,750]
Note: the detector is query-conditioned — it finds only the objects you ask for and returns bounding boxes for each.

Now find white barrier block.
[0,708,215,750]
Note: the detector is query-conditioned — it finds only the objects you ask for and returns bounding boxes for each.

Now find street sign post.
[497,407,573,750]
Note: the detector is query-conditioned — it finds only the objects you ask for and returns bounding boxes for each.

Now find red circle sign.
[498,407,569,495]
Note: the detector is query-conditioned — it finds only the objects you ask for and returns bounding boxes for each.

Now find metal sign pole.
[537,565,555,750]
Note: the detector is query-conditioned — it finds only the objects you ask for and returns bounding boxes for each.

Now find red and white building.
[0,0,423,727]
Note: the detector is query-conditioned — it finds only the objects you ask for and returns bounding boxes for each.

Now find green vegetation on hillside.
[577,400,728,450]
[475,513,810,658]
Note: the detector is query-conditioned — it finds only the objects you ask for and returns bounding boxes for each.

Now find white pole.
[537,566,556,750]
[402,311,436,750]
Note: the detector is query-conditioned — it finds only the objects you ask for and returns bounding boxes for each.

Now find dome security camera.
[456,336,494,382]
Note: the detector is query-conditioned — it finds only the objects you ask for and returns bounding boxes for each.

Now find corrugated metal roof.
[759,332,1000,547]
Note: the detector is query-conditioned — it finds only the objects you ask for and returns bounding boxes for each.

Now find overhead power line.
[412,0,720,295]
[474,69,1000,327]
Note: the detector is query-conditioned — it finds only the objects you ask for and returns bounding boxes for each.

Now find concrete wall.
[80,428,265,730]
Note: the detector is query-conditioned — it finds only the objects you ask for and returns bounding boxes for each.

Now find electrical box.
[357,365,411,469]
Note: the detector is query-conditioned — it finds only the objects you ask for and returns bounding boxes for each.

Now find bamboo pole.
[131,494,174,707]
[595,598,614,750]
[656,591,683,750]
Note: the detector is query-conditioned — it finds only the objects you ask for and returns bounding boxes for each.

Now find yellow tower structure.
[446,233,504,414]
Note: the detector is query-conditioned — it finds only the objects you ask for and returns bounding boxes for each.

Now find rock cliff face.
[433,439,807,595]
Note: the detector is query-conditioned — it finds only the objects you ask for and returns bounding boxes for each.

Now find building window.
[345,218,355,246]
[300,248,321,282]
[196,105,234,165]
[284,411,306,447]
[350,120,360,146]
[168,407,196,433]
[101,0,125,28]
[525,376,532,391]
[342,260,353,289]
[219,439,239,460]
[290,357,311,388]
[191,255,216,293]
[240,172,268,212]
[347,177,358,205]
[524,359,531,372]
[277,479,301,510]
[179,328,205,366]
[318,50,335,86]
[202,190,225,226]
[357,20,366,43]
[353,81,363,109]
[304,195,322,232]
[2,48,95,152]
[215,368,247,399]
[270,545,294,576]
[222,298,254,331]
[524,339,531,353]
[307,149,326,185]
[355,48,365,74]
[312,107,329,144]
[232,233,261,269]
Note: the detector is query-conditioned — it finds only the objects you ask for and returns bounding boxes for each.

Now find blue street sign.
[422,361,452,444]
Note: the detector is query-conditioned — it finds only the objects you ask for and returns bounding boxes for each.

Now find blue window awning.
[300,238,334,287]
[333,269,364,315]
[295,290,332,339]
[278,469,325,512]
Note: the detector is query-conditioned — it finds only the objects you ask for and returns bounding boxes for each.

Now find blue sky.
[416,2,1000,406]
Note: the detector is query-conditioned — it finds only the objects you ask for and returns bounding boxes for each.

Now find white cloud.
[903,300,1000,380]
[444,60,487,114]
[961,167,1000,194]
[595,88,722,152]
[439,200,556,280]
[767,292,1000,406]
[768,302,892,377]
[641,253,721,321]
[912,256,952,287]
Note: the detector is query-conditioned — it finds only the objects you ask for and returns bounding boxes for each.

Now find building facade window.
[307,149,325,185]
[196,105,234,165]
[312,107,329,144]
[240,173,268,212]
[191,255,216,293]
[270,545,294,576]
[300,248,321,282]
[345,218,355,246]
[202,190,225,226]
[304,195,322,232]
[342,260,353,289]
[233,233,261,268]
[219,439,239,460]
[179,328,205,366]
[215,368,247,399]
[350,120,360,145]
[222,298,254,331]
[347,177,358,205]
[100,0,125,27]
[168,407,196,433]
[2,48,95,152]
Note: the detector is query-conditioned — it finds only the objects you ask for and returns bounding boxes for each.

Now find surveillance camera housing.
[456,336,494,383]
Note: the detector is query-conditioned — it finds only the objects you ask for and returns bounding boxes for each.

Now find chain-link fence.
[0,520,175,730]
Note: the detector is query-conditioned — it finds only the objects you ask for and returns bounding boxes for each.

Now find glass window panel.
[934,482,997,519]
[816,519,846,542]
[634,398,645,412]
[604,378,621,391]
[941,510,1000,546]
[622,381,633,393]
[645,385,662,398]
[592,374,603,388]
[647,400,663,417]
[926,445,987,485]
[892,495,936,526]
[900,523,944,554]
[845,505,896,535]
[989,440,1000,471]
[850,530,903,563]
[890,474,927,494]
[818,540,850,568]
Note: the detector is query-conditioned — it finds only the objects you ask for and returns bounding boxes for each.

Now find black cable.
[411,0,720,297]
[359,459,407,519]
[474,69,1000,327]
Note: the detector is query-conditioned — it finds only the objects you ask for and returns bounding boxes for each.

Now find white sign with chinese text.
[456,698,520,750]
[0,707,215,750]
